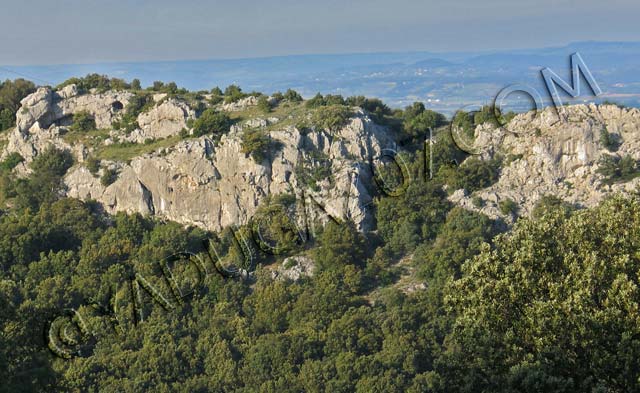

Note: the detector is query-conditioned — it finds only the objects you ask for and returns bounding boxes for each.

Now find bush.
[472,195,484,208]
[85,156,100,175]
[0,152,24,172]
[192,109,231,138]
[305,93,325,108]
[70,110,96,132]
[283,89,303,102]
[597,154,640,184]
[440,156,502,193]
[311,105,352,132]
[100,168,118,187]
[223,85,246,103]
[498,198,518,216]
[241,129,281,163]
[599,127,620,151]
[0,79,36,130]
[257,96,272,113]
[401,102,447,144]
[111,93,154,132]
[57,73,129,93]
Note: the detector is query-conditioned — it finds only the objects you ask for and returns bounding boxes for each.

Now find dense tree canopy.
[0,84,637,392]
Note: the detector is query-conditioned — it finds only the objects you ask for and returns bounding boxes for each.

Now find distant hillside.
[2,41,639,114]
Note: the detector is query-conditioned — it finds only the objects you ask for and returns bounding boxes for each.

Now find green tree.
[311,105,352,132]
[192,109,231,138]
[241,129,281,163]
[70,110,96,132]
[0,79,36,130]
[442,195,640,392]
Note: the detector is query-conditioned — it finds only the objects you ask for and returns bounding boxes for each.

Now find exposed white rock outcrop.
[64,112,390,232]
[449,104,640,219]
[271,255,315,281]
[4,86,394,232]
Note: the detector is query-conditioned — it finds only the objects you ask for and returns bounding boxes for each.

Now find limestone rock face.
[16,85,134,134]
[220,96,258,112]
[63,111,390,232]
[450,104,640,219]
[5,85,394,233]
[133,99,195,142]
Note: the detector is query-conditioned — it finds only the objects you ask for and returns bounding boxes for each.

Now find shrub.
[57,73,129,93]
[241,129,281,163]
[111,93,153,132]
[100,168,118,187]
[401,102,447,144]
[472,195,484,208]
[311,105,352,132]
[498,198,518,216]
[0,152,24,171]
[0,79,36,130]
[257,96,272,113]
[305,93,325,108]
[283,89,303,102]
[192,109,231,138]
[597,154,640,184]
[223,85,246,103]
[295,150,333,192]
[440,157,502,193]
[599,127,620,151]
[70,110,96,132]
[85,156,101,175]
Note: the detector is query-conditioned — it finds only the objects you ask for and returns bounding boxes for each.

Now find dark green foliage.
[0,152,24,171]
[241,129,282,163]
[532,195,576,219]
[443,196,640,392]
[311,105,352,132]
[498,198,518,216]
[58,73,129,93]
[471,195,484,208]
[283,89,303,102]
[0,79,36,130]
[295,149,333,191]
[346,96,393,124]
[400,102,447,145]
[100,168,118,186]
[69,110,96,132]
[305,93,325,108]
[257,95,272,113]
[313,221,367,269]
[251,195,301,256]
[415,207,497,291]
[597,154,640,183]
[111,93,154,132]
[376,178,452,257]
[439,156,501,193]
[192,108,231,138]
[130,79,142,90]
[11,147,74,210]
[599,127,620,151]
[85,156,100,175]
[223,84,247,103]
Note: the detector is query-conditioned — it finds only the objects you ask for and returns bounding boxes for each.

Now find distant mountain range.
[2,41,639,115]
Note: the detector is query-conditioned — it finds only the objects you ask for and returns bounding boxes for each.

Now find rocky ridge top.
[1,85,393,232]
[450,103,640,220]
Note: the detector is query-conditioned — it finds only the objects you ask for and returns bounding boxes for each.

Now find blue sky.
[2,0,639,65]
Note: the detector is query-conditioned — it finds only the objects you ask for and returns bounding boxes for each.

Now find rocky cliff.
[5,84,640,231]
[1,85,392,232]
[449,104,640,220]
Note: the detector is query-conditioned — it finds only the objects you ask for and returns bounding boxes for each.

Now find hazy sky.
[1,0,639,65]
